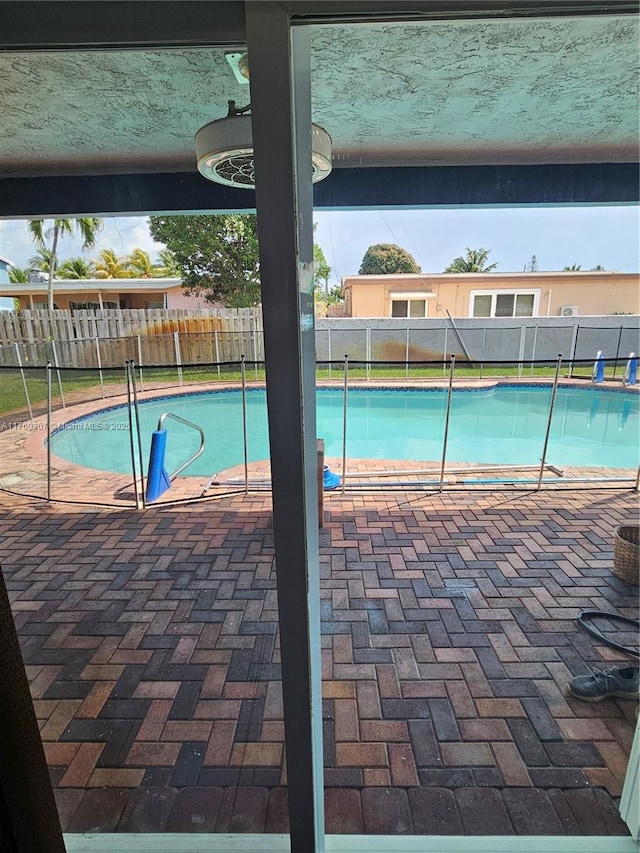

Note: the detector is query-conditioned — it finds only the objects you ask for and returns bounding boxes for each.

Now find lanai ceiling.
[1,11,638,179]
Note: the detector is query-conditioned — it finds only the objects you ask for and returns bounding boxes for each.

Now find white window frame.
[389,292,433,318]
[469,288,540,318]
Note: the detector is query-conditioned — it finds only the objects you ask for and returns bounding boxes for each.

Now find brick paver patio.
[0,484,637,837]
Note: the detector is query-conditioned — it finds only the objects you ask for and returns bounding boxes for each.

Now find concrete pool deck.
[0,484,637,837]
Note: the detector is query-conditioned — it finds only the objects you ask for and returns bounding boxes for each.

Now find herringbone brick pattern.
[0,486,636,836]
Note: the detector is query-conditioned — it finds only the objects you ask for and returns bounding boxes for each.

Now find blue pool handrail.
[145,412,206,502]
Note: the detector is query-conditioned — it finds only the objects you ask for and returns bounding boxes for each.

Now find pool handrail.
[157,412,206,480]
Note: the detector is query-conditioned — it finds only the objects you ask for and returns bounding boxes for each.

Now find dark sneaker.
[568,665,640,702]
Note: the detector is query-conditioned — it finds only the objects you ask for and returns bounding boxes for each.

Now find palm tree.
[590,265,606,271]
[444,247,498,273]
[127,248,156,278]
[29,247,56,273]
[157,248,181,277]
[8,266,30,283]
[91,248,131,279]
[563,264,582,271]
[28,218,102,309]
[57,257,92,279]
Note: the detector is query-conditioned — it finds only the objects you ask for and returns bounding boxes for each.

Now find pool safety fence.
[1,321,637,375]
[0,355,638,509]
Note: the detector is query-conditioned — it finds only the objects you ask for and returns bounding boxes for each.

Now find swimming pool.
[50,385,639,476]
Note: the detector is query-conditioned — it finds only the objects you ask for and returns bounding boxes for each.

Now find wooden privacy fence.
[0,308,264,368]
[0,307,262,344]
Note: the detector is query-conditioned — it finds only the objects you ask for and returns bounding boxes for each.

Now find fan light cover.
[195,115,332,189]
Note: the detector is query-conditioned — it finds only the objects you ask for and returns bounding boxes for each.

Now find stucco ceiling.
[0,13,637,178]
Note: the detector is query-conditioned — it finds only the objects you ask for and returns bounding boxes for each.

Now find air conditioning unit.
[560,305,579,317]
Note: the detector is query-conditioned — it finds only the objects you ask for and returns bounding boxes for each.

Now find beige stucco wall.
[343,272,639,318]
[165,286,214,309]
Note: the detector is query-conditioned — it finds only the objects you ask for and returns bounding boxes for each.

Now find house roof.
[0,277,181,296]
[343,270,638,284]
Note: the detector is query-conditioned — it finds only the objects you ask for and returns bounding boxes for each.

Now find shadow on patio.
[0,485,637,837]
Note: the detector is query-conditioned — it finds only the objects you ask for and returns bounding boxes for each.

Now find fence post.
[50,341,65,408]
[327,328,332,380]
[612,324,624,380]
[130,361,147,508]
[341,355,348,494]
[214,330,221,380]
[94,337,105,398]
[366,327,371,382]
[46,361,52,502]
[405,327,410,379]
[14,342,33,419]
[517,326,526,378]
[439,356,455,492]
[442,327,448,380]
[537,354,562,491]
[174,332,183,387]
[480,326,486,378]
[252,326,259,379]
[125,361,142,509]
[241,355,249,494]
[530,325,539,377]
[569,324,580,378]
[136,334,144,390]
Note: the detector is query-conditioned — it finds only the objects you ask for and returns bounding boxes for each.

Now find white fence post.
[14,342,33,419]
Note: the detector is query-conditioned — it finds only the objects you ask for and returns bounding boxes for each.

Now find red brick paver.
[0,485,637,837]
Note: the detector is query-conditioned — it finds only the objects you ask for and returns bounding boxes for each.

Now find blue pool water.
[50,385,639,476]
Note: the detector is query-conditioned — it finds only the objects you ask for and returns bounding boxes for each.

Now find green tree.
[313,242,332,294]
[359,243,420,275]
[127,248,156,278]
[157,248,181,277]
[444,247,497,273]
[91,248,131,279]
[28,218,102,309]
[590,265,606,271]
[57,257,92,279]
[8,266,30,283]
[29,247,56,273]
[563,264,582,271]
[148,214,261,307]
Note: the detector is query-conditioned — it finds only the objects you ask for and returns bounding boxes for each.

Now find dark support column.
[0,568,65,853]
[246,4,324,852]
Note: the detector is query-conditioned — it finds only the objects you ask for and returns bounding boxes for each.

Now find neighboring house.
[342,270,640,319]
[0,255,14,310]
[0,254,11,283]
[0,276,214,310]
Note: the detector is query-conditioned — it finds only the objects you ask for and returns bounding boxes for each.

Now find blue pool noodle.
[146,430,171,502]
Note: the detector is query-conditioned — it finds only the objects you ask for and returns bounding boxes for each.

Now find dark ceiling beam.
[0,164,637,219]
[285,0,639,23]
[0,1,246,51]
[2,0,636,52]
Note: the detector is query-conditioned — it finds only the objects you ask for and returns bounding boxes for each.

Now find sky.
[1,205,638,301]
